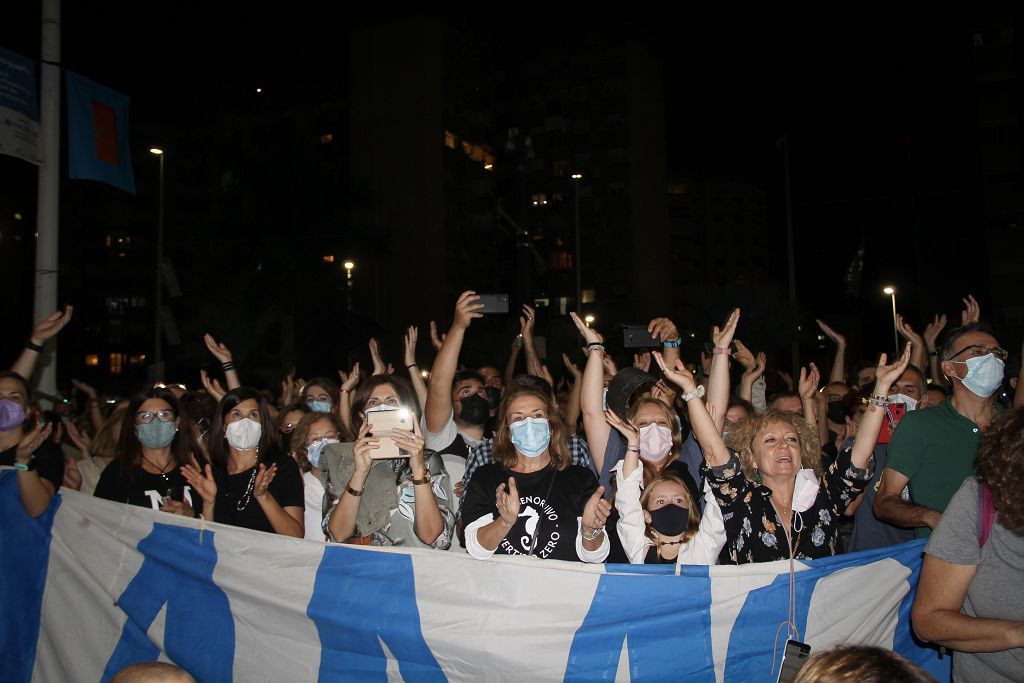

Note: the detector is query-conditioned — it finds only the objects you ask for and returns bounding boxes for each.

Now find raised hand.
[519,304,536,339]
[653,351,697,393]
[798,363,821,401]
[390,417,426,469]
[63,417,92,457]
[895,315,924,345]
[732,340,756,371]
[453,291,485,331]
[71,378,97,400]
[403,326,419,367]
[429,320,447,351]
[181,462,217,504]
[604,409,639,448]
[815,319,847,348]
[203,333,233,363]
[199,369,225,402]
[874,343,913,393]
[923,314,947,351]
[569,311,603,346]
[745,351,767,381]
[16,422,52,463]
[338,362,362,392]
[252,463,278,500]
[582,486,612,531]
[562,353,581,381]
[960,295,980,325]
[647,317,680,344]
[368,338,387,376]
[777,369,795,391]
[30,306,74,345]
[62,455,83,491]
[651,380,677,407]
[633,351,652,372]
[496,477,521,526]
[711,308,741,350]
[601,353,618,379]
[280,370,296,406]
[353,420,379,475]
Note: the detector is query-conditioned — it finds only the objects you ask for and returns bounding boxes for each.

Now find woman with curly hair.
[654,309,912,564]
[912,407,1024,682]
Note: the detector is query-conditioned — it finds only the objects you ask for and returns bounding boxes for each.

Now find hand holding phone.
[366,407,416,459]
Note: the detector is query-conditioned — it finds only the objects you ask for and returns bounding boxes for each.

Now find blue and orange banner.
[65,70,135,194]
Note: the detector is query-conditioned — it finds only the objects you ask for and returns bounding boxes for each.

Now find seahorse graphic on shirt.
[518,505,540,550]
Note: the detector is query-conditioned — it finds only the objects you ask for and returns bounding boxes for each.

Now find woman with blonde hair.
[461,383,612,562]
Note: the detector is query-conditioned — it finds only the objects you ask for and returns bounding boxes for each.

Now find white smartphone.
[365,406,415,459]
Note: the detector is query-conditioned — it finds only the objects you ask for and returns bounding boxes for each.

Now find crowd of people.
[3,292,1023,681]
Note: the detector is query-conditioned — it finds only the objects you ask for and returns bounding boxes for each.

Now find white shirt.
[303,470,326,542]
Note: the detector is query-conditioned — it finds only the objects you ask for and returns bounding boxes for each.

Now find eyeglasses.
[279,422,297,434]
[947,345,1008,362]
[365,396,400,408]
[306,431,339,445]
[135,409,176,424]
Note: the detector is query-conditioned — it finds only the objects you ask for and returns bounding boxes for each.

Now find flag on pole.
[65,70,135,194]
[0,46,41,165]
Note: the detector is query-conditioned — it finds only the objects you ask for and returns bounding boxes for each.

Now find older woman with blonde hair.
[461,383,612,562]
[655,308,911,564]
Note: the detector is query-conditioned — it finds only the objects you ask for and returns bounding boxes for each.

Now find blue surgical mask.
[137,420,177,449]
[306,438,339,469]
[952,353,1005,398]
[509,417,551,458]
[308,400,332,414]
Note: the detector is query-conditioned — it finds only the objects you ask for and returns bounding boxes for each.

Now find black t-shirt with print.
[462,463,599,561]
[212,452,304,533]
[94,459,202,513]
[0,439,64,491]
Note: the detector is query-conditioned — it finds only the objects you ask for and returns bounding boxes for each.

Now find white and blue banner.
[1,471,949,682]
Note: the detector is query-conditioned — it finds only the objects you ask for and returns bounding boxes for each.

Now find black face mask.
[826,400,846,425]
[458,394,490,426]
[484,386,502,411]
[649,503,689,536]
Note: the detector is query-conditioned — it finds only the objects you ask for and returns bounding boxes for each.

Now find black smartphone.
[776,639,811,683]
[623,325,659,348]
[476,294,509,314]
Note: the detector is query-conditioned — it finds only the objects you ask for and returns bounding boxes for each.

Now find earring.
[754,468,762,485]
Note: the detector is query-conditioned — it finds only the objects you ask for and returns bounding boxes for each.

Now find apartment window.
[444,130,457,149]
[110,353,125,375]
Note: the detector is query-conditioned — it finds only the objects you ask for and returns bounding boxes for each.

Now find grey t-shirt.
[925,476,1024,682]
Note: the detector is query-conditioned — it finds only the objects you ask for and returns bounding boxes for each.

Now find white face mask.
[887,393,918,412]
[226,418,262,451]
[952,353,1005,398]
[791,468,820,513]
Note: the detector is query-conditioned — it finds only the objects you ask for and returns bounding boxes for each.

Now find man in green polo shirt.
[874,322,1005,538]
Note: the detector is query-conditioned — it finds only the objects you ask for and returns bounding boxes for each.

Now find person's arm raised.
[895,315,927,373]
[403,326,428,411]
[503,336,522,390]
[14,423,58,517]
[648,317,682,368]
[571,312,611,472]
[425,291,483,433]
[562,353,583,435]
[815,319,847,384]
[850,344,911,470]
[653,352,730,467]
[71,378,105,432]
[519,305,543,377]
[11,306,73,381]
[708,309,740,434]
[204,333,241,390]
[923,314,949,388]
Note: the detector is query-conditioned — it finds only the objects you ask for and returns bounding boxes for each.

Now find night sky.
[2,3,1008,380]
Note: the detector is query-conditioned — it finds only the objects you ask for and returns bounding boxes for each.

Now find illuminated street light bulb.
[149,148,164,156]
[343,261,354,271]
[571,173,583,180]
[256,87,263,94]
[584,314,595,326]
[883,286,895,295]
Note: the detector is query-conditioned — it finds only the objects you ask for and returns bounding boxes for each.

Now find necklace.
[141,454,173,485]
[234,452,260,511]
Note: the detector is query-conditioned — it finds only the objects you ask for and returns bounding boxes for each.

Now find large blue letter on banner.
[101,524,234,682]
[566,565,716,682]
[309,545,444,681]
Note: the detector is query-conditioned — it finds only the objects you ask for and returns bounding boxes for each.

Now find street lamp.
[883,286,898,355]
[584,314,595,327]
[344,260,355,311]
[571,173,583,307]
[149,148,165,382]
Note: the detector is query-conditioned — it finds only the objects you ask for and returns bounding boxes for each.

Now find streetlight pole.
[344,260,354,311]
[150,148,165,382]
[571,173,582,308]
[884,286,898,355]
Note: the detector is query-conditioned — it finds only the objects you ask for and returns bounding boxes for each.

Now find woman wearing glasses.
[290,410,343,541]
[181,387,305,536]
[321,375,456,548]
[94,386,202,517]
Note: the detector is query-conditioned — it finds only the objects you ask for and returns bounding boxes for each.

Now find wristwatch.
[581,525,605,541]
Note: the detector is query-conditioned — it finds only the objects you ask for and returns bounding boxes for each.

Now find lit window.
[84,354,99,367]
[323,255,335,263]
[444,131,457,149]
[320,133,334,144]
[110,353,125,375]
[129,354,147,366]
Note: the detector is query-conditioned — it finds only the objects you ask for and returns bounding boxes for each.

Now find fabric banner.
[0,470,950,683]
[65,71,135,194]
[0,47,41,165]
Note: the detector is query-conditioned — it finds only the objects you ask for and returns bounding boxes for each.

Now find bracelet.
[14,456,37,472]
[864,396,889,408]
[345,483,364,497]
[625,446,641,453]
[681,385,706,402]
[869,393,889,403]
[340,388,350,394]
[581,525,605,541]
[25,339,44,353]
[411,472,430,486]
[406,363,417,369]
[586,342,605,349]
[712,346,732,356]
[221,362,236,372]
[663,338,682,348]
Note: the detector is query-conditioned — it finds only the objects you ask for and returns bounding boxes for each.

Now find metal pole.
[33,0,61,395]
[782,136,799,377]
[891,292,899,356]
[154,153,165,382]
[574,178,581,308]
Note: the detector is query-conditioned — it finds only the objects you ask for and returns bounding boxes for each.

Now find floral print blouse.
[700,448,872,564]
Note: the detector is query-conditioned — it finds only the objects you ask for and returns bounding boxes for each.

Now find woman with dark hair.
[181,387,304,536]
[291,410,343,542]
[461,383,612,562]
[321,374,455,548]
[301,377,340,415]
[94,387,202,516]
[276,402,312,458]
[912,407,1024,682]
